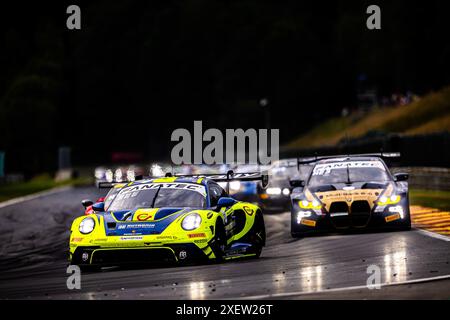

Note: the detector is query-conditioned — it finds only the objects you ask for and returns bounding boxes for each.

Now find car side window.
[209,183,227,207]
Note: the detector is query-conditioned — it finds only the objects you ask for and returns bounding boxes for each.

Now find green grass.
[0,174,93,202]
[409,188,450,211]
[286,86,450,149]
[286,116,354,149]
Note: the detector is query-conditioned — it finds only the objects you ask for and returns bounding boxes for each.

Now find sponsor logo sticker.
[137,213,153,221]
[118,182,207,197]
[81,252,89,261]
[188,233,206,238]
[243,206,254,216]
[385,213,400,222]
[118,224,155,229]
[313,161,385,176]
[156,235,173,240]
[179,250,187,260]
[301,219,317,227]
[120,236,143,241]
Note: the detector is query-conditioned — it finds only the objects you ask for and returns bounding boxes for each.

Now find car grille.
[350,201,371,227]
[328,200,371,229]
[329,202,350,228]
[91,248,177,265]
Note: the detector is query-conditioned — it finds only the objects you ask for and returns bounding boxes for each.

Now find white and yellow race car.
[69,172,268,270]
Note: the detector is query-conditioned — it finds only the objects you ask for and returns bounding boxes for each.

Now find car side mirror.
[81,199,94,208]
[394,173,409,182]
[216,197,237,209]
[92,202,105,212]
[289,180,305,188]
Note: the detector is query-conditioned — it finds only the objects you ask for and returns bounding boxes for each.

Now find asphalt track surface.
[0,187,449,299]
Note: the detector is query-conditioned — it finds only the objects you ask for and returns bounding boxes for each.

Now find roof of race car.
[315,156,383,164]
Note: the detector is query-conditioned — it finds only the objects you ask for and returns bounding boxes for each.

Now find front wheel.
[210,219,226,262]
[291,232,306,238]
[400,203,412,230]
[250,212,266,258]
[400,215,412,230]
[253,243,263,258]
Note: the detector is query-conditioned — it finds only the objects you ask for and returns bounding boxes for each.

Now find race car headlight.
[150,164,164,177]
[126,169,136,181]
[94,168,105,180]
[266,187,282,195]
[299,199,322,210]
[79,217,95,234]
[182,213,202,231]
[282,188,290,196]
[389,205,405,218]
[115,168,123,182]
[377,195,401,206]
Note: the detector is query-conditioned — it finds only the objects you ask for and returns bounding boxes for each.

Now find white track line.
[0,186,73,209]
[237,274,450,299]
[415,228,450,242]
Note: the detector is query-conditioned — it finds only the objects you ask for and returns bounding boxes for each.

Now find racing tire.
[399,215,412,231]
[251,212,266,258]
[210,219,226,262]
[255,211,266,258]
[399,204,412,230]
[399,200,412,230]
[291,232,306,238]
[253,245,263,258]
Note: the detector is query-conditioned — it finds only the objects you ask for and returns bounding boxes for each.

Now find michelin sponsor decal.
[313,161,385,176]
[118,223,156,229]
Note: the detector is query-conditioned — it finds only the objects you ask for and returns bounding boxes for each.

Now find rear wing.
[296,152,401,167]
[98,170,269,193]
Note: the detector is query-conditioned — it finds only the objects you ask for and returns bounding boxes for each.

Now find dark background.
[0,0,449,175]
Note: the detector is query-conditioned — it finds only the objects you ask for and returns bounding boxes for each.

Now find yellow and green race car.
[69,172,268,270]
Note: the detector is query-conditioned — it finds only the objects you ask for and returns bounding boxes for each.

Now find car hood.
[101,207,192,236]
[305,181,394,210]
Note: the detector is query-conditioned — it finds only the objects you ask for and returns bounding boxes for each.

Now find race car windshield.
[104,187,122,210]
[108,183,207,211]
[308,160,390,186]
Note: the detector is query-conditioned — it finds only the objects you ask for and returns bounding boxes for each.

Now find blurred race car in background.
[95,165,146,184]
[69,171,268,270]
[82,183,126,215]
[83,197,104,215]
[290,153,411,237]
[95,163,203,186]
[257,159,312,212]
[217,164,264,204]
